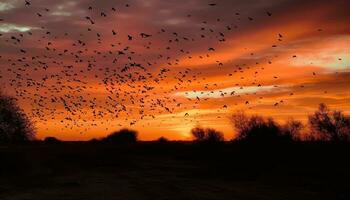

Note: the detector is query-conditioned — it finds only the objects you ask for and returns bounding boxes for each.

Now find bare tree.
[283,119,304,140]
[205,128,225,143]
[191,127,224,143]
[191,127,206,142]
[0,93,36,143]
[309,103,350,141]
[229,111,251,139]
[230,111,291,143]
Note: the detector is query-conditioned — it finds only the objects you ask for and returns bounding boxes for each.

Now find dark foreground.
[0,142,349,200]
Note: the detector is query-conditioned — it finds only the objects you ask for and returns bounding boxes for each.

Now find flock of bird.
[0,1,330,133]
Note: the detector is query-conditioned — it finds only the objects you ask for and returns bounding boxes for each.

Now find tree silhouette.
[102,128,138,144]
[309,103,350,141]
[0,93,35,143]
[205,128,225,143]
[191,127,224,144]
[283,119,304,140]
[230,111,292,143]
[191,127,206,142]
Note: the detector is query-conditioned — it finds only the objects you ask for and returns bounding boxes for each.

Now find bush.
[191,127,224,144]
[230,111,292,143]
[102,128,138,144]
[0,93,35,143]
[44,137,62,144]
[309,103,350,141]
[156,136,169,143]
[88,138,100,143]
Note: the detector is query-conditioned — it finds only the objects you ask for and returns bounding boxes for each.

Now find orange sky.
[0,0,349,140]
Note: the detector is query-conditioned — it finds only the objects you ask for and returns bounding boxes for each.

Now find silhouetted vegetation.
[88,138,100,143]
[191,127,206,141]
[309,103,350,142]
[229,104,350,143]
[230,111,292,143]
[102,128,138,144]
[282,119,304,140]
[156,136,169,143]
[44,136,62,144]
[0,93,35,143]
[191,127,224,144]
[0,104,350,199]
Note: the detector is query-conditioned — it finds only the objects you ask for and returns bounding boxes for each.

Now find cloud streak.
[175,85,278,99]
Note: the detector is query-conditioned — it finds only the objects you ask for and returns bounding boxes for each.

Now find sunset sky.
[0,0,349,141]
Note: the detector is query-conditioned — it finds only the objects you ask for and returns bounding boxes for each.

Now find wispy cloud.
[174,85,279,99]
[0,2,15,12]
[290,36,350,70]
[0,23,37,33]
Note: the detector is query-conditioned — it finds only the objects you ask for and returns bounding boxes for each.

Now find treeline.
[45,103,350,145]
[192,103,350,144]
[0,89,349,144]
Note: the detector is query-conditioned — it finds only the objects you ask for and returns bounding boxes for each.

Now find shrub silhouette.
[88,138,100,143]
[309,103,350,141]
[191,127,224,143]
[156,136,169,143]
[0,93,35,143]
[44,137,62,144]
[103,128,138,144]
[230,111,292,143]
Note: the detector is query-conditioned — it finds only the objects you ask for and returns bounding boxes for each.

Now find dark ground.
[0,142,349,200]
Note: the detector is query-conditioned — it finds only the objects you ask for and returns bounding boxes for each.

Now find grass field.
[0,142,349,200]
